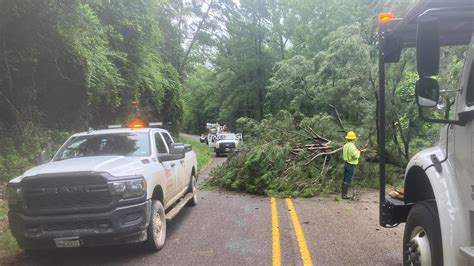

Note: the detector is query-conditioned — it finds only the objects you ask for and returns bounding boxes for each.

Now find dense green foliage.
[0,127,70,181]
[181,0,466,196]
[0,0,188,181]
[0,199,18,253]
[0,0,184,130]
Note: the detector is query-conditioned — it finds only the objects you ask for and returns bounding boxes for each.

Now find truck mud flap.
[380,198,411,227]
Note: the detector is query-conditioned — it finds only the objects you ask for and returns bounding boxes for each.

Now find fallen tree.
[206,111,403,197]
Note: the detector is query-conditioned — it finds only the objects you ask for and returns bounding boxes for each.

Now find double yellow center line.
[271,198,282,266]
[271,197,314,266]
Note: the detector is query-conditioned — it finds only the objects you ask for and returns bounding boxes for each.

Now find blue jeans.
[343,164,355,184]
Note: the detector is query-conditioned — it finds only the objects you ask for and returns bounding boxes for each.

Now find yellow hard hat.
[345,131,357,140]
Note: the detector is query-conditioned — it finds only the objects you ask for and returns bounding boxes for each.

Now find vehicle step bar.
[165,192,194,220]
[460,247,474,261]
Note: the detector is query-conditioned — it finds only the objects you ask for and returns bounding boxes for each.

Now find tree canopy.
[0,0,467,186]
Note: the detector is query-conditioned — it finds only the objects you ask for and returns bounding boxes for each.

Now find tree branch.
[2,39,13,96]
[55,55,70,80]
[328,103,345,131]
[305,147,342,165]
[391,60,407,96]
[179,0,214,75]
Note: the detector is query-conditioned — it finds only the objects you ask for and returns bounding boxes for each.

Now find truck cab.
[378,1,474,265]
[6,126,198,252]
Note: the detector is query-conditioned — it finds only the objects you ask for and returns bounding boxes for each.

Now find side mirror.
[184,144,192,152]
[416,14,440,76]
[169,143,185,154]
[416,78,440,108]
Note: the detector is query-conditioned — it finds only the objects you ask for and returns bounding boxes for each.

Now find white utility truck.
[214,133,240,157]
[6,124,198,252]
[377,1,474,265]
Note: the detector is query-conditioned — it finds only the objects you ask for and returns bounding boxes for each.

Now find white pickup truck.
[6,126,198,252]
[215,133,240,157]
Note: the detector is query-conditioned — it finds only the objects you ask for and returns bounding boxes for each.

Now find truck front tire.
[403,201,442,266]
[145,200,166,252]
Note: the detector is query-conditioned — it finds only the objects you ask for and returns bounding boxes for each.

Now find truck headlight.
[6,186,23,206]
[216,143,220,148]
[109,178,146,199]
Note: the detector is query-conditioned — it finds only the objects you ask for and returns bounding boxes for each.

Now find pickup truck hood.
[14,156,146,182]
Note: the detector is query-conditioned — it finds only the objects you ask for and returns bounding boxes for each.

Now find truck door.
[161,132,187,193]
[155,132,177,206]
[453,51,474,211]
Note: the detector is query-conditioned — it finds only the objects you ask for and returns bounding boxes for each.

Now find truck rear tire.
[403,201,442,266]
[187,174,198,206]
[144,200,166,252]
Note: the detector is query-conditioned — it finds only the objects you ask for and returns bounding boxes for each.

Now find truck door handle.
[170,163,176,168]
[180,160,184,164]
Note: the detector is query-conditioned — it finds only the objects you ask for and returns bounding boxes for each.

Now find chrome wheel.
[406,226,431,266]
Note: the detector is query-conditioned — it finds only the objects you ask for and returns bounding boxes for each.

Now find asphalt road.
[10,156,404,266]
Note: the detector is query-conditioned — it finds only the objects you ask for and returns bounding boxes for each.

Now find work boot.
[342,182,351,199]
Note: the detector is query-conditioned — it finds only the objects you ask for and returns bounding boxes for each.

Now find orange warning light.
[129,118,145,128]
[131,123,144,128]
[378,12,395,23]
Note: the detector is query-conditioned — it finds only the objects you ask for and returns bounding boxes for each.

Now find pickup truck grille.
[220,142,235,148]
[21,174,113,214]
[42,220,96,232]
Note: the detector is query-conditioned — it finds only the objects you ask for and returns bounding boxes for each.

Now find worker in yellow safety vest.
[342,131,365,199]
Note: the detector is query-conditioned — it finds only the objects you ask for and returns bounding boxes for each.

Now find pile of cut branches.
[289,126,342,166]
[206,112,401,197]
[206,112,349,197]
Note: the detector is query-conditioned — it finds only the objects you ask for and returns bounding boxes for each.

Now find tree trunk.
[178,0,214,75]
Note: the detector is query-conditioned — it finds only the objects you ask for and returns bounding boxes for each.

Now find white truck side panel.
[407,146,470,265]
[140,158,166,202]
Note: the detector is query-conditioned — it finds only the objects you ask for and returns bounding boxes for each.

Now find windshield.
[218,134,236,141]
[54,133,150,160]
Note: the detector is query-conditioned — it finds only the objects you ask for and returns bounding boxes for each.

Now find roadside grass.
[177,136,212,169]
[0,198,19,255]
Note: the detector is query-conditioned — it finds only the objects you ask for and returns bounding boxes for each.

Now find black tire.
[187,174,198,206]
[403,201,443,266]
[216,152,220,157]
[144,200,166,252]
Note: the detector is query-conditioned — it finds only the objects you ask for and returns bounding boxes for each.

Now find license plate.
[54,238,81,248]
[225,148,230,151]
